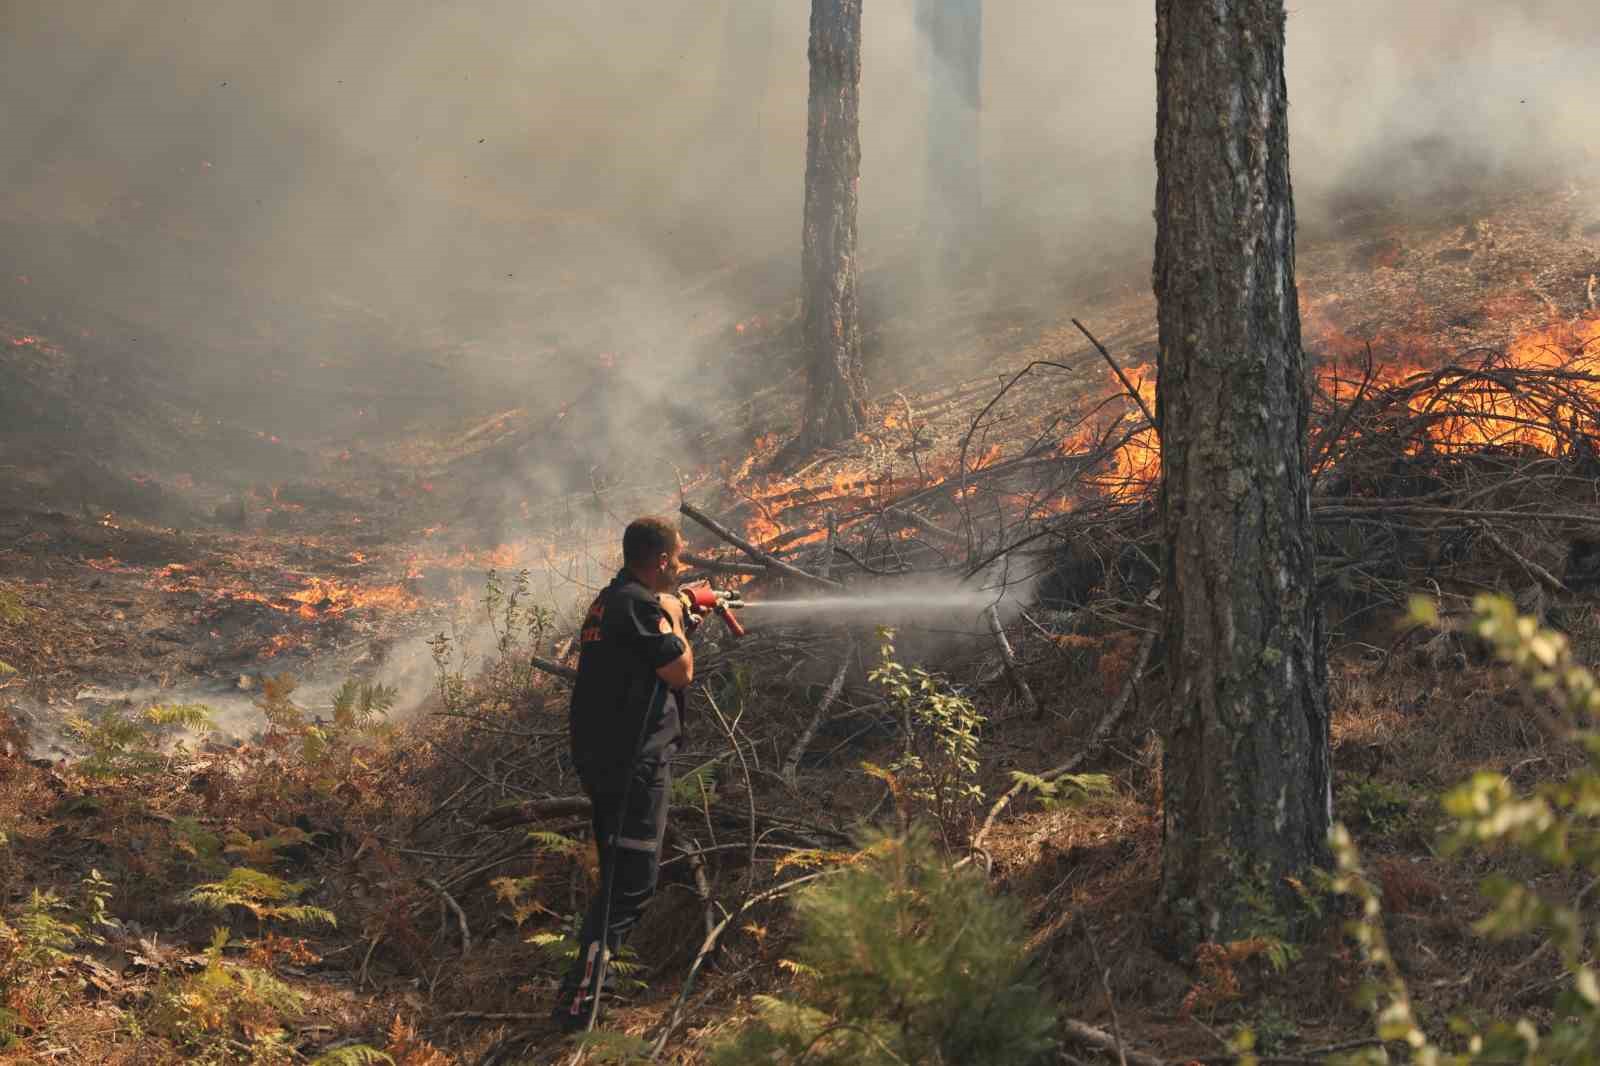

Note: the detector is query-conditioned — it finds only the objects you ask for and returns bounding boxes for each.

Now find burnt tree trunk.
[800,0,867,451]
[917,0,982,274]
[1152,0,1331,949]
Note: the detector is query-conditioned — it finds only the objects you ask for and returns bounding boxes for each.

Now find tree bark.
[1152,0,1331,950]
[800,0,867,451]
[917,0,982,274]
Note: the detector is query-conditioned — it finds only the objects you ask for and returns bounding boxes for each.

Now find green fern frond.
[527,830,582,855]
[308,1046,396,1066]
[187,867,332,927]
[143,703,215,730]
[0,584,24,626]
[272,905,337,929]
[571,1030,652,1063]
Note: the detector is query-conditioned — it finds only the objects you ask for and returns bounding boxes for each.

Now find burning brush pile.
[682,314,1600,657]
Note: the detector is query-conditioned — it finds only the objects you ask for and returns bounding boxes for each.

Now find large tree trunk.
[917,0,982,275]
[1152,0,1331,950]
[800,0,866,451]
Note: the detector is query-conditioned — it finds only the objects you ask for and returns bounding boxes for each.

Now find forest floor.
[1,171,1599,1064]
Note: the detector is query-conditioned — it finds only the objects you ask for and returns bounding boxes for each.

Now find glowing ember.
[259,633,302,659]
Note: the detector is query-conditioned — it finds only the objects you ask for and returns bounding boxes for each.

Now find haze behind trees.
[1,0,1593,447]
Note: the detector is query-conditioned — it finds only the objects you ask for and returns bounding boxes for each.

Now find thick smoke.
[0,0,1592,521]
[2,0,1592,723]
[4,0,1591,436]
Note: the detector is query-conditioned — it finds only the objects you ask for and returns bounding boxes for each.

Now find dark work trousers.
[559,757,672,1007]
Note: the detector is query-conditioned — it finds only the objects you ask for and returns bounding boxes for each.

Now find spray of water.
[738,590,998,616]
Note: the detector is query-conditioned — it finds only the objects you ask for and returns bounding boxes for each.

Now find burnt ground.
[0,173,1598,1063]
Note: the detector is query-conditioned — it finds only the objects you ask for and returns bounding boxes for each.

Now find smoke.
[2,1,1593,714]
[4,2,1588,407]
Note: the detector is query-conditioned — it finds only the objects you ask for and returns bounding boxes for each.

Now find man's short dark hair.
[623,516,680,567]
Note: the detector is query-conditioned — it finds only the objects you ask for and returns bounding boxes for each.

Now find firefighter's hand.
[676,590,710,632]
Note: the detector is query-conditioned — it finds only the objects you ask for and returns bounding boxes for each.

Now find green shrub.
[710,828,1056,1066]
[869,629,987,839]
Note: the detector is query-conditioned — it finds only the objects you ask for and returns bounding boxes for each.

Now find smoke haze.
[2,0,1593,440]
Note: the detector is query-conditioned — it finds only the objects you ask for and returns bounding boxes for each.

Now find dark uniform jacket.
[568,570,685,792]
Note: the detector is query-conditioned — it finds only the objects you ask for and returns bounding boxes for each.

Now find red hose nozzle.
[679,583,747,639]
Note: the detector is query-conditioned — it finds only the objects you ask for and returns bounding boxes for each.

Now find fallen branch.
[883,506,966,548]
[1072,318,1157,434]
[1476,522,1569,593]
[1082,919,1127,1066]
[679,500,842,589]
[1060,1018,1164,1066]
[529,655,578,683]
[781,644,854,787]
[479,794,851,849]
[986,605,1040,719]
[480,796,594,828]
[420,876,471,958]
[647,872,833,1060]
[682,551,768,577]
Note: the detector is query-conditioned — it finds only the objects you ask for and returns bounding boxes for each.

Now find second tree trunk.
[800,0,867,450]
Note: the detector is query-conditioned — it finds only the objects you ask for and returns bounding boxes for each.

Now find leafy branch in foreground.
[870,628,988,839]
[710,827,1056,1066]
[1332,594,1600,1065]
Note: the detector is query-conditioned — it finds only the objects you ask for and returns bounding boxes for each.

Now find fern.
[670,759,719,806]
[64,701,215,777]
[150,926,309,1060]
[527,829,583,856]
[1009,770,1114,807]
[571,1029,653,1063]
[187,867,336,929]
[0,584,24,626]
[144,702,215,731]
[223,825,313,867]
[330,679,396,732]
[308,1045,395,1066]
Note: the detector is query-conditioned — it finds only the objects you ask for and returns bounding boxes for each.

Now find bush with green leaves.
[710,827,1056,1066]
[869,628,987,839]
[1332,593,1600,1065]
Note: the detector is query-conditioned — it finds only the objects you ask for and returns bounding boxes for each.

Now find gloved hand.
[675,590,706,635]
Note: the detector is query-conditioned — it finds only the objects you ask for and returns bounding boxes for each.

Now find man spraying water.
[552,516,705,1032]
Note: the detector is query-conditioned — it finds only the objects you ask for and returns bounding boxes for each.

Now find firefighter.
[553,515,700,1031]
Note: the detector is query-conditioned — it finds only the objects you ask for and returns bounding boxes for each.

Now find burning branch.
[678,500,842,589]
